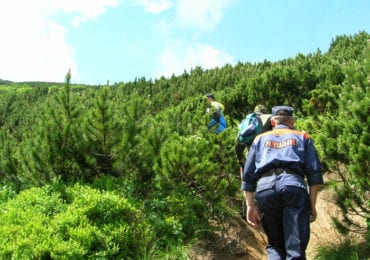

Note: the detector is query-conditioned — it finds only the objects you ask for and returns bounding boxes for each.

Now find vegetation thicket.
[0,31,368,259]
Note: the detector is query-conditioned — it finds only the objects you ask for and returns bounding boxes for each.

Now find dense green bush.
[0,184,150,259]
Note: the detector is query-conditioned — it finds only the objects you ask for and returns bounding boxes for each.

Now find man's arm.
[208,118,217,128]
[308,184,320,222]
[304,137,323,223]
[244,191,260,227]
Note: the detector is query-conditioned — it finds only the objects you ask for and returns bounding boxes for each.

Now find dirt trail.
[190,181,347,260]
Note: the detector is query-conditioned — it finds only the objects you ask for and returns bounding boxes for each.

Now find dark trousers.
[234,140,248,163]
[255,177,311,260]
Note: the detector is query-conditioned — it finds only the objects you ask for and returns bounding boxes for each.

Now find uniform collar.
[274,124,294,130]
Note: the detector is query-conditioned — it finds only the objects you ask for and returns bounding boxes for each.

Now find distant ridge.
[0,79,13,85]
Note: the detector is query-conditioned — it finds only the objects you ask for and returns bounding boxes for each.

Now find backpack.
[238,112,263,145]
[259,113,273,132]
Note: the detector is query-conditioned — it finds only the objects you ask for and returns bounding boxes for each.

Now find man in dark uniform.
[241,105,323,259]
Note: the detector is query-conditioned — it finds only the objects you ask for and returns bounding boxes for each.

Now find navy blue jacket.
[241,125,323,192]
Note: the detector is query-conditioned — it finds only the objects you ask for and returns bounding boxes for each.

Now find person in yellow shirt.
[206,93,227,134]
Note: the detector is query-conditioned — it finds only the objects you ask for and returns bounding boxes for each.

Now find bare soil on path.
[189,179,365,260]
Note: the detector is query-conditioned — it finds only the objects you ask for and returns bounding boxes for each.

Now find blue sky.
[0,0,369,85]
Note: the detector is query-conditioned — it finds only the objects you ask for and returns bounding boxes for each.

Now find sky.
[0,0,369,85]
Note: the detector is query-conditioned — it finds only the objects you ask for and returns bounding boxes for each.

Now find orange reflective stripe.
[254,128,310,142]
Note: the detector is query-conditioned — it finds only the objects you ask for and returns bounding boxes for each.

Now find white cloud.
[132,0,233,31]
[156,41,235,78]
[129,0,173,14]
[0,0,235,83]
[175,0,233,30]
[0,0,120,82]
[57,0,121,27]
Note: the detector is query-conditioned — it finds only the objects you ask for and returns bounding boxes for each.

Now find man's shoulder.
[259,114,272,120]
[211,101,223,107]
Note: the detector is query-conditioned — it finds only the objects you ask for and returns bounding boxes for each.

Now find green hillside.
[0,31,368,259]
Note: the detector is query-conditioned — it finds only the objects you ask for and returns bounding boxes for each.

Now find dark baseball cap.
[206,93,215,99]
[272,106,294,116]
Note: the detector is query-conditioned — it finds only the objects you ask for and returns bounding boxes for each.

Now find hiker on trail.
[235,104,272,169]
[206,93,227,134]
[241,106,323,259]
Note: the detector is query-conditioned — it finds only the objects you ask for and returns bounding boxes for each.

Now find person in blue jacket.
[206,93,227,134]
[241,105,323,260]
